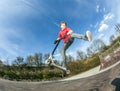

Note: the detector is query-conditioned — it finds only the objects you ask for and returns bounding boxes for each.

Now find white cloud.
[100,13,114,25]
[105,0,120,22]
[0,0,41,62]
[0,0,48,22]
[0,28,24,58]
[90,24,93,28]
[98,13,114,32]
[96,5,100,13]
[98,23,108,32]
[103,8,106,12]
[0,0,32,20]
[96,25,115,45]
[96,0,120,45]
[94,22,99,28]
[103,13,114,22]
[97,33,104,39]
[70,0,120,54]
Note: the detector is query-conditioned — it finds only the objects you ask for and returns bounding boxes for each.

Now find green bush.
[68,54,100,75]
[0,71,5,77]
[0,53,101,81]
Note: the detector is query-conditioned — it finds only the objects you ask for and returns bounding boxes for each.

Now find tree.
[26,55,35,67]
[109,35,115,43]
[66,54,74,62]
[0,59,3,66]
[43,53,50,64]
[34,53,43,67]
[87,39,106,56]
[12,56,24,66]
[115,24,120,34]
[87,47,94,57]
[77,50,86,60]
[12,56,24,72]
[4,57,10,66]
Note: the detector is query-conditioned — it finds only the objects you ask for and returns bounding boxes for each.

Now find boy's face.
[60,23,66,30]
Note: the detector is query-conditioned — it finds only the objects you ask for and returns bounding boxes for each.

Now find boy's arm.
[54,29,73,44]
[54,33,61,44]
[57,37,60,40]
[54,38,60,44]
[67,29,73,35]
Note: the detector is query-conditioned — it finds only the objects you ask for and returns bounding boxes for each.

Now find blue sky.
[0,0,120,63]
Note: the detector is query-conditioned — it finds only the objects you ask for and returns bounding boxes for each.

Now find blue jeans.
[61,33,87,68]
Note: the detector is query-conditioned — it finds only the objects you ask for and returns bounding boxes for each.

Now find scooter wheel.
[45,59,51,65]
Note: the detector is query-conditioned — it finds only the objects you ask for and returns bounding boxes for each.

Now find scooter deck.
[45,55,70,75]
[50,63,70,75]
[51,63,66,71]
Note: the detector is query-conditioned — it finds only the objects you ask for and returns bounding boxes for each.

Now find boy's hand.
[54,39,60,44]
[62,34,67,39]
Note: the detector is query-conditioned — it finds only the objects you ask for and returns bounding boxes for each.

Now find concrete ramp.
[0,61,120,91]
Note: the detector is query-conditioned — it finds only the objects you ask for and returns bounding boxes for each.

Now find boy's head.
[59,22,67,30]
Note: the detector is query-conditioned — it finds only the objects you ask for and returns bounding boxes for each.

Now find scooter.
[45,39,70,75]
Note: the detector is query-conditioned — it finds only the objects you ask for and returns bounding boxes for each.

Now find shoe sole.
[86,31,92,42]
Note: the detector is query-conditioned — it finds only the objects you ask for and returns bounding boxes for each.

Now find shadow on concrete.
[111,78,120,91]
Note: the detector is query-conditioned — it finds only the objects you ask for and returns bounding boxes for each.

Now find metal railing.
[99,39,120,69]
[99,40,120,60]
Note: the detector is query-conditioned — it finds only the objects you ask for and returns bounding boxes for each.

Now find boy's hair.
[59,21,67,26]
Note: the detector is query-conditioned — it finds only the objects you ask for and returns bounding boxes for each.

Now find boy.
[54,21,92,73]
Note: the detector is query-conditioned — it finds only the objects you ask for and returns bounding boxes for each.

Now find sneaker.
[66,70,70,75]
[62,67,70,75]
[86,31,92,42]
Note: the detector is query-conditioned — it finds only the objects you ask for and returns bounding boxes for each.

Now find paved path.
[62,60,120,81]
[0,61,120,91]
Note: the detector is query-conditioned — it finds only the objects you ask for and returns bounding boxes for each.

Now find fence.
[99,40,120,70]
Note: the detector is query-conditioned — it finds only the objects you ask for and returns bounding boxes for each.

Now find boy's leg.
[61,37,74,69]
[61,44,67,69]
[71,33,87,40]
[71,31,92,41]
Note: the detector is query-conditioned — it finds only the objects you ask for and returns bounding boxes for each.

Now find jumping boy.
[54,21,92,74]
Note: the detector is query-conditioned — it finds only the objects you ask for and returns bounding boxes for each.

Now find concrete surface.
[0,61,120,91]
